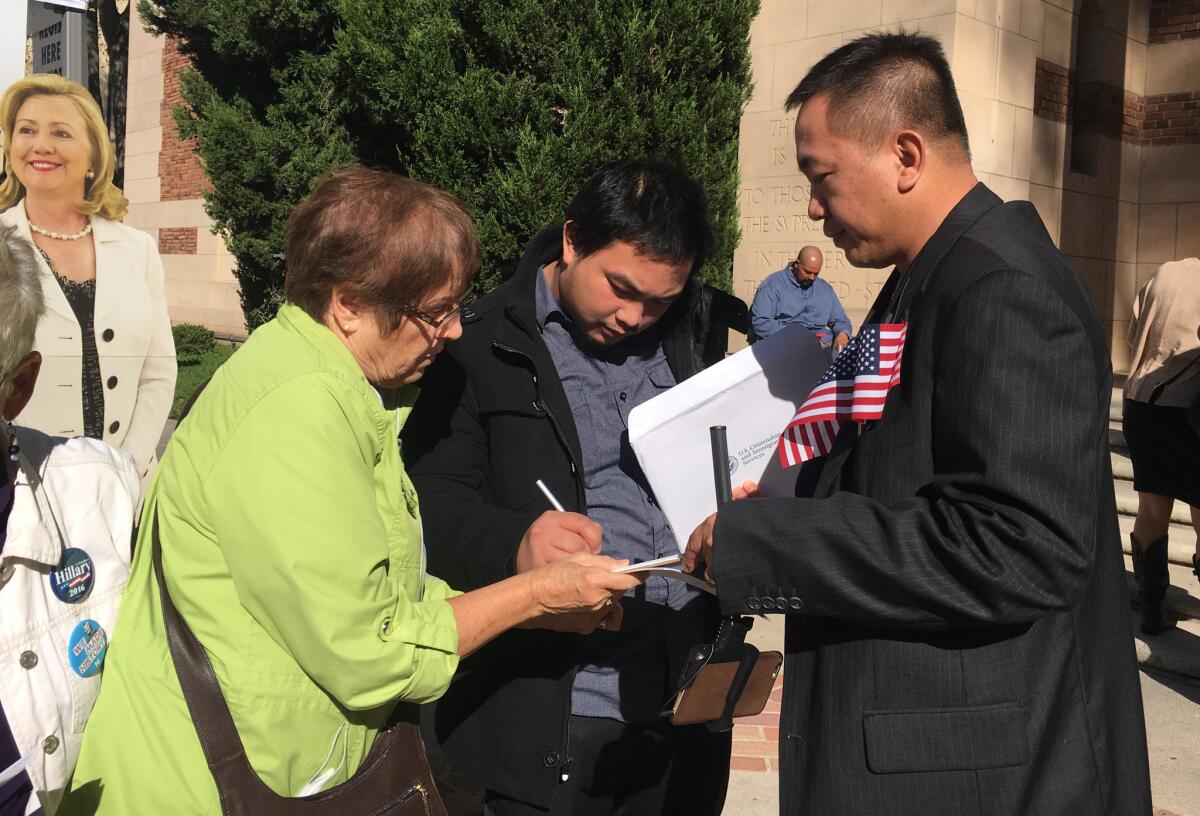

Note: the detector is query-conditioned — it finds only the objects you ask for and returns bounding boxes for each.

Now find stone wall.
[1134,0,1200,372]
[735,0,1041,350]
[735,0,1200,373]
[123,24,243,337]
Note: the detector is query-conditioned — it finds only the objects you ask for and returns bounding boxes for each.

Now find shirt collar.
[275,302,419,425]
[866,182,1001,323]
[900,183,1000,299]
[533,264,664,361]
[534,264,569,331]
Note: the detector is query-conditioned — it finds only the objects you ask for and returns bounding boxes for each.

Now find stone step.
[1111,448,1133,481]
[1109,425,1126,451]
[1123,553,1200,622]
[1110,386,1123,424]
[1114,478,1194,525]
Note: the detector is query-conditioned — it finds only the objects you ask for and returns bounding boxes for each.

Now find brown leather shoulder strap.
[150,513,445,815]
[151,514,257,778]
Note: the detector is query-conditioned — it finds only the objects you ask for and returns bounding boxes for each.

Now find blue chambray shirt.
[749,267,853,342]
[534,268,711,724]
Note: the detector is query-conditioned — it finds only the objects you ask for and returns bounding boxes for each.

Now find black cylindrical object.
[710,425,732,507]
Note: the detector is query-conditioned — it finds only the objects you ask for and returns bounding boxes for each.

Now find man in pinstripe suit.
[683,32,1151,815]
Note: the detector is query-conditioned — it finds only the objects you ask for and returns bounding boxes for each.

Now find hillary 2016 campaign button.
[49,548,95,604]
[67,619,108,678]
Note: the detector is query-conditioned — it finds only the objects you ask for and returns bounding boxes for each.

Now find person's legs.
[1131,491,1176,634]
[484,717,732,816]
[562,716,679,816]
[658,723,732,816]
[1132,492,1175,546]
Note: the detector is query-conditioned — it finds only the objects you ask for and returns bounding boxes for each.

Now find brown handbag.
[151,515,447,815]
[669,614,782,730]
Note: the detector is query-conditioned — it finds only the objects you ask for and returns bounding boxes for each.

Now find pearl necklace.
[28,221,92,241]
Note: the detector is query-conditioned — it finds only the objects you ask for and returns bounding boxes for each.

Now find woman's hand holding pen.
[516,511,603,573]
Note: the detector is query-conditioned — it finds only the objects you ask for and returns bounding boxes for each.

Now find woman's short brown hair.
[283,165,479,332]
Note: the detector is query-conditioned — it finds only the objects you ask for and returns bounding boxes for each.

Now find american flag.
[777,323,907,466]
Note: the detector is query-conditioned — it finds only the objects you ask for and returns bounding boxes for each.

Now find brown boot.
[1131,533,1174,635]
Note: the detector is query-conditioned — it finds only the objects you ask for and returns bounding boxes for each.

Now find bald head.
[790,246,824,287]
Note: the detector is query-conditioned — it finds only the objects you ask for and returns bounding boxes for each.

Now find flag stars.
[777,322,909,466]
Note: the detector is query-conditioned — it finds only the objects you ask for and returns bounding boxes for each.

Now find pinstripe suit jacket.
[713,184,1151,815]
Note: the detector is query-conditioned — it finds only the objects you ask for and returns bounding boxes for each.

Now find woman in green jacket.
[62,166,636,814]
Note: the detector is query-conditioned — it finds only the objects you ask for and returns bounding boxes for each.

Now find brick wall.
[1035,59,1200,146]
[1149,0,1200,42]
[1034,59,1071,123]
[1123,90,1147,143]
[158,227,198,255]
[1141,91,1200,144]
[1074,80,1128,141]
[160,36,210,202]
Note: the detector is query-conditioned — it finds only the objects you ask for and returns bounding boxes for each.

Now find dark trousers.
[485,715,731,816]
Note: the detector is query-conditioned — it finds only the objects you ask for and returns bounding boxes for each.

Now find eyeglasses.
[398,301,463,330]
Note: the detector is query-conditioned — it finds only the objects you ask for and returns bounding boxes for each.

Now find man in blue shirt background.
[749,245,852,347]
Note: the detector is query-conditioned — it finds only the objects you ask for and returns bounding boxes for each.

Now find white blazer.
[0,203,177,484]
[0,430,135,815]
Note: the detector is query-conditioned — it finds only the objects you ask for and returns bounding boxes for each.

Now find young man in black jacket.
[403,160,747,815]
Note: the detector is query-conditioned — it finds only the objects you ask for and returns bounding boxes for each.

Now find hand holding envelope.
[681,480,760,584]
[627,324,829,555]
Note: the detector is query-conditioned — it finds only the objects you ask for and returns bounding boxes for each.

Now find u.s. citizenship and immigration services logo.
[49,548,95,604]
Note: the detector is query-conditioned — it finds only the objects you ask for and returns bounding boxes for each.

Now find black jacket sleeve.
[713,267,1107,629]
[402,352,537,592]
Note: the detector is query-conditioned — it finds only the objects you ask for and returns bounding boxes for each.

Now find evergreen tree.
[141,0,758,329]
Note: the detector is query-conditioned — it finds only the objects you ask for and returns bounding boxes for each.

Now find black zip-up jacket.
[401,225,747,807]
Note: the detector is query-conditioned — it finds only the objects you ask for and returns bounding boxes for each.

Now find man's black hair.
[785,31,970,157]
[563,159,715,275]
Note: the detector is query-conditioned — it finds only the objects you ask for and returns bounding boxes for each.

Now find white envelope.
[629,323,831,552]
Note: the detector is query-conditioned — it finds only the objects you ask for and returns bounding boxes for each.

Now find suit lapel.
[809,183,1002,497]
[891,183,1002,320]
[90,217,128,328]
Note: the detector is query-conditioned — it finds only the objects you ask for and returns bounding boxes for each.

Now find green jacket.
[64,304,461,814]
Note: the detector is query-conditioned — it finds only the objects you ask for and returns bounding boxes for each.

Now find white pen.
[535,479,566,512]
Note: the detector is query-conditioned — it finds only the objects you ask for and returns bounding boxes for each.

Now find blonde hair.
[0,74,128,221]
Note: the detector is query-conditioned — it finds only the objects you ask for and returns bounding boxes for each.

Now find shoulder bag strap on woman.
[150,514,446,815]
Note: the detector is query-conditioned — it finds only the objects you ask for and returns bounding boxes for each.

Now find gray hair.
[0,225,45,408]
